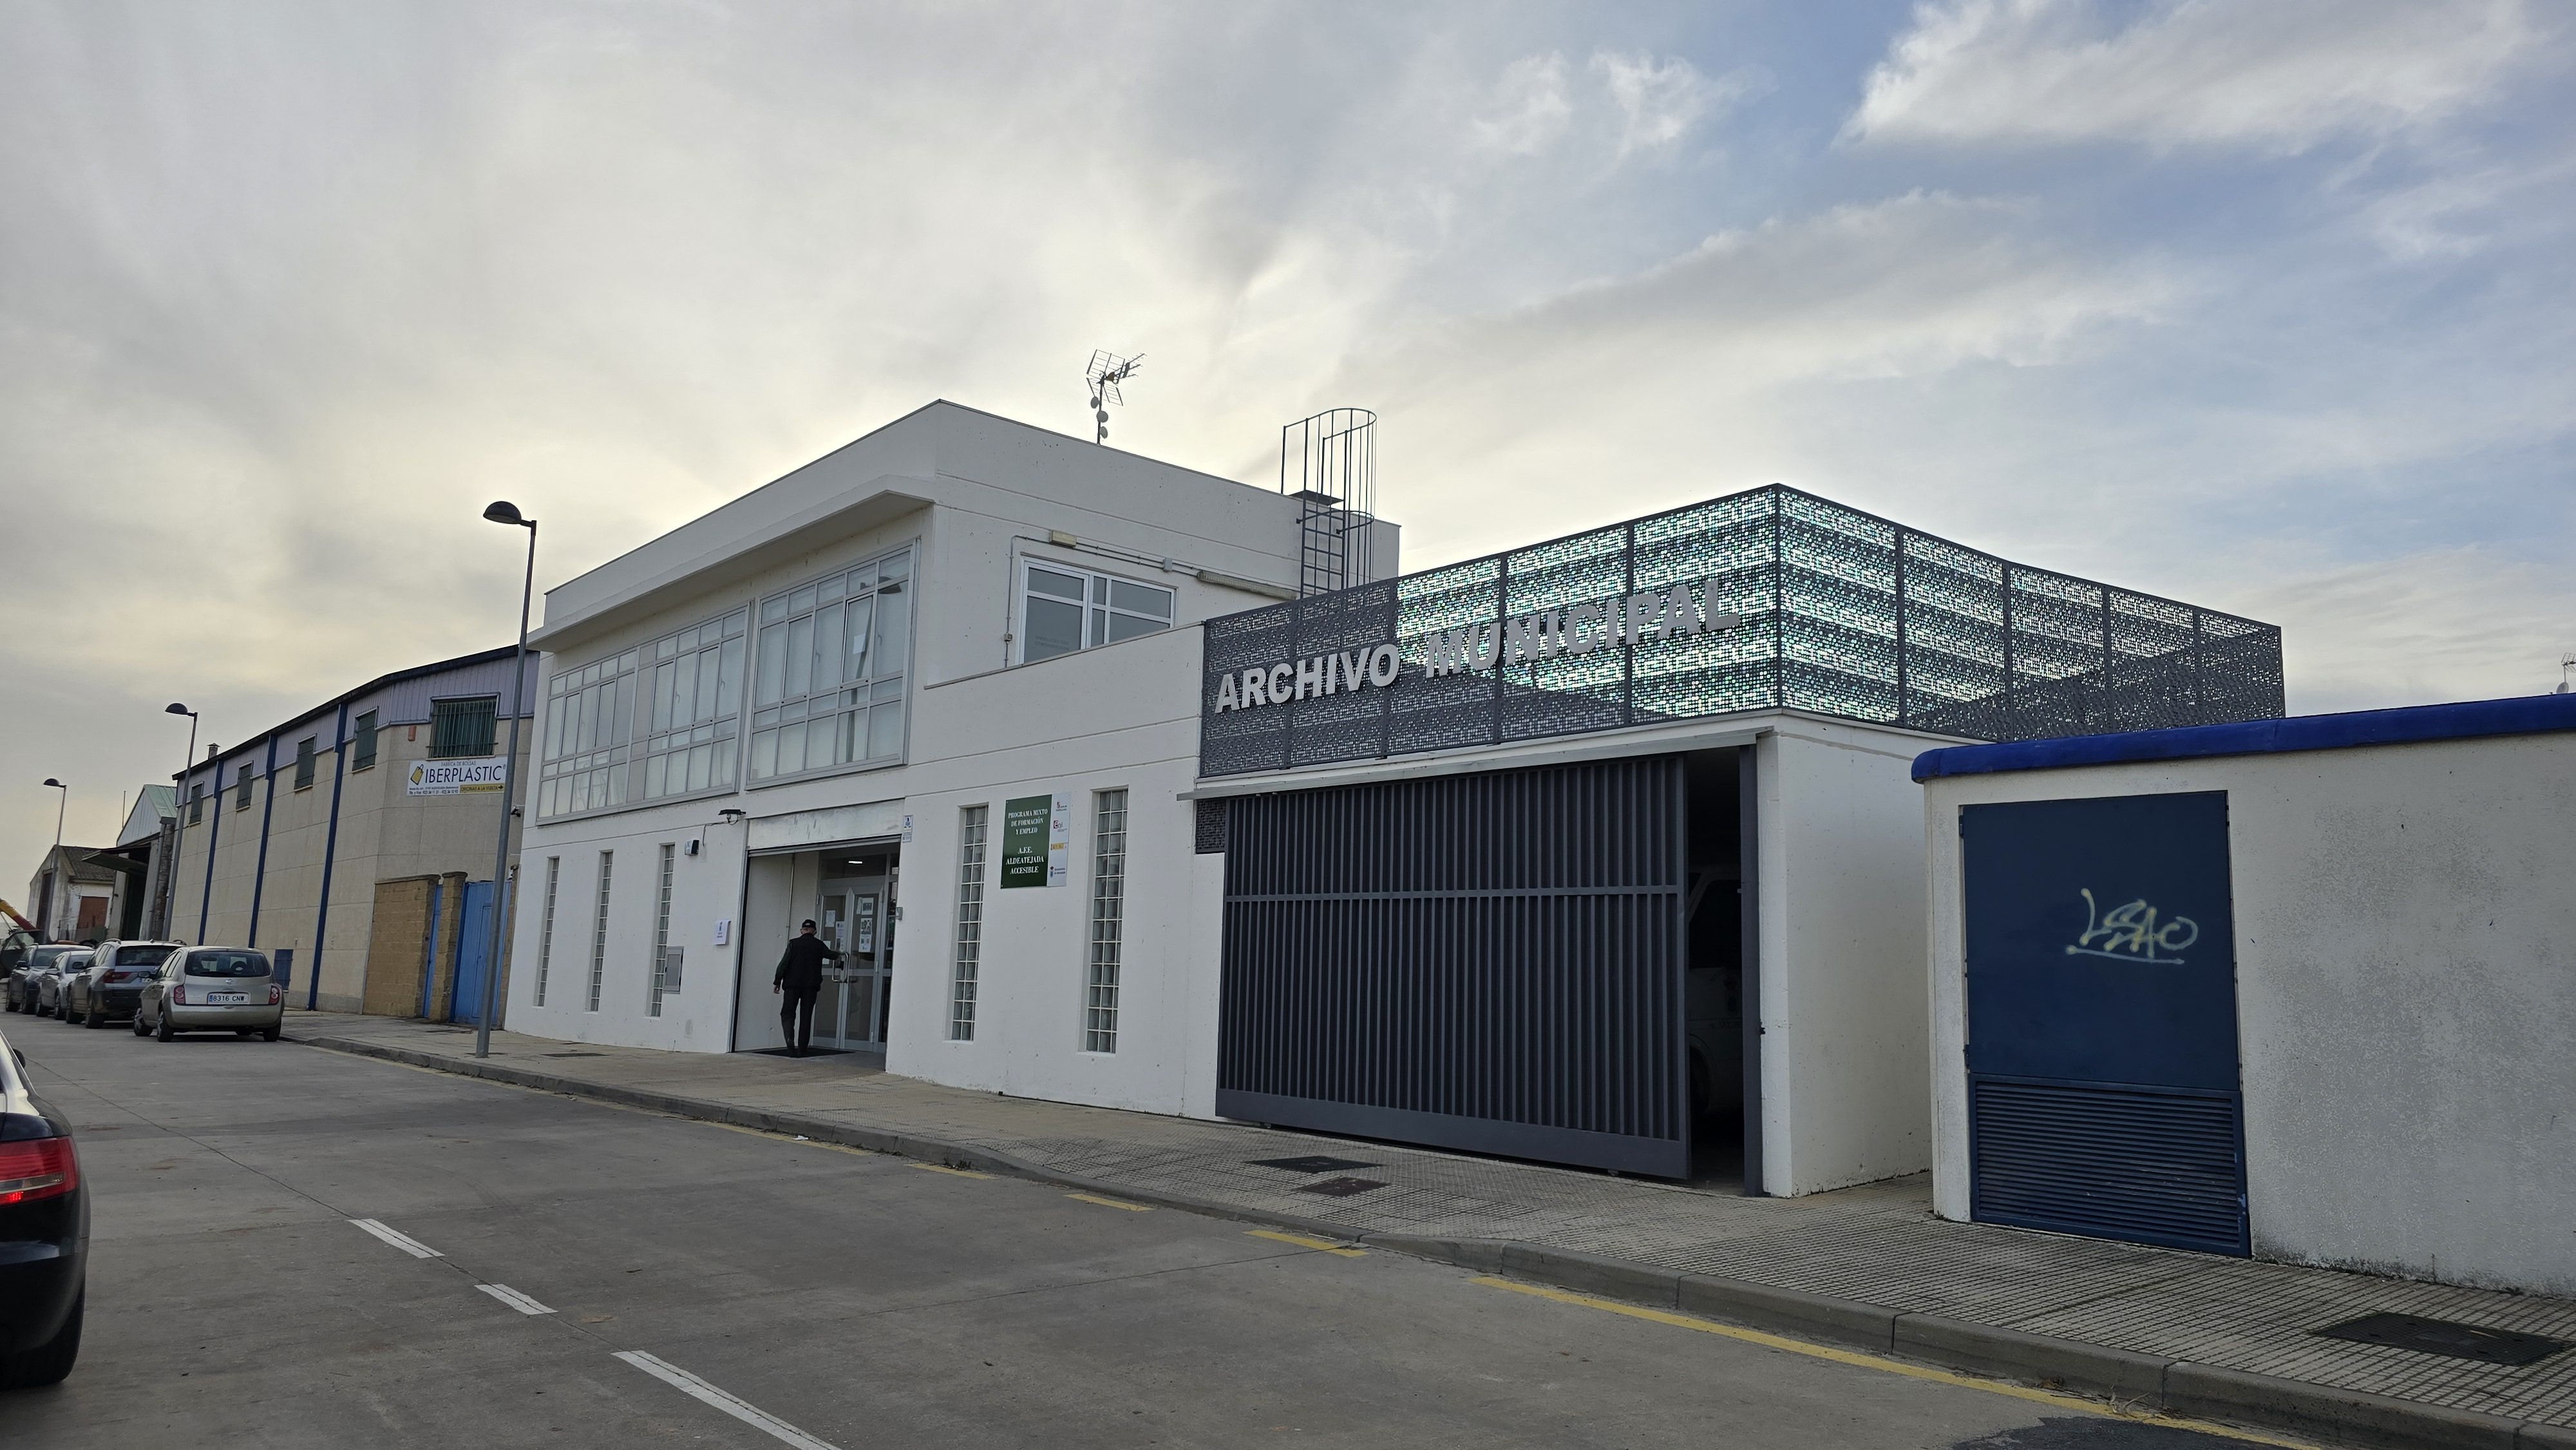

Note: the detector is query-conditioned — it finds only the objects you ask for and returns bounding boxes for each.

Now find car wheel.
[83,999,102,1028]
[262,1024,282,1042]
[156,1010,175,1043]
[0,1286,80,1389]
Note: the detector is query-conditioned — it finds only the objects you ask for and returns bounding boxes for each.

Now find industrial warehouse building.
[506,399,2282,1194]
[169,649,536,1019]
[1917,693,2576,1293]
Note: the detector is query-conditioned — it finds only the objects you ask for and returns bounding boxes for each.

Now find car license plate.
[208,992,249,1004]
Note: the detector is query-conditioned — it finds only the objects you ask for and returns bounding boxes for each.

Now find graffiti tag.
[2064,887,2197,966]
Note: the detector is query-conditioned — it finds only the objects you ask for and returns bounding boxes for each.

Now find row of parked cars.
[3,939,287,1041]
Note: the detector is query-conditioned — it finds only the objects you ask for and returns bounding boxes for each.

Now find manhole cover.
[1249,1154,1379,1174]
[2314,1313,2568,1366]
[1296,1176,1387,1198]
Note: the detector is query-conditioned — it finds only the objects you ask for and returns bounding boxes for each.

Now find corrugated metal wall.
[1217,756,1691,1177]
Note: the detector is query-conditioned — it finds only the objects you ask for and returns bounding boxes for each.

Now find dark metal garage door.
[1962,791,2248,1256]
[1217,757,1690,1177]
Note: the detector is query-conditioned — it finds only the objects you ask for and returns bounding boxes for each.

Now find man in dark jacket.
[773,919,840,1057]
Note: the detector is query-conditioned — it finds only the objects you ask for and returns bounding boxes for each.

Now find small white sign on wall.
[712,918,731,946]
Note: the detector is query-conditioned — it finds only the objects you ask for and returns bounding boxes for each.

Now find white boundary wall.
[1923,730,2576,1294]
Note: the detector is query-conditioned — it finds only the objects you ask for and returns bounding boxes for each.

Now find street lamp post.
[475,501,538,1059]
[164,705,198,941]
[40,778,66,939]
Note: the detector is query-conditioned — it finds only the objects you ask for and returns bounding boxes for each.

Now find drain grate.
[1296,1176,1387,1198]
[2313,1312,2569,1366]
[1249,1154,1379,1174]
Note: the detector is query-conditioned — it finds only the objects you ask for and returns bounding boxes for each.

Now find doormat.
[2313,1313,2569,1366]
[1296,1176,1387,1198]
[1249,1154,1379,1174]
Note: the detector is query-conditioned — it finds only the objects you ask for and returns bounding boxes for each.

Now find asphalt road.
[0,1020,2271,1450]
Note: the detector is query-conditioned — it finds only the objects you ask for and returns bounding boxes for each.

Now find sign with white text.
[406,757,508,796]
[1001,793,1072,888]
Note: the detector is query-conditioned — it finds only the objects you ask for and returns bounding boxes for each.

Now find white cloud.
[1473,53,1574,155]
[1847,0,2537,152]
[1589,50,1756,156]
[2232,546,2576,714]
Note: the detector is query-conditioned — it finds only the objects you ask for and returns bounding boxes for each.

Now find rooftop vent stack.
[1280,408,1377,597]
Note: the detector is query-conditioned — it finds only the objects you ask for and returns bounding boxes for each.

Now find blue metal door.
[450,881,495,1028]
[1961,791,2247,1255]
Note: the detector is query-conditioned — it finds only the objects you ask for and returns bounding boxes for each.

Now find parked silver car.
[134,948,283,1042]
[60,941,183,1029]
[30,953,90,1019]
[5,946,84,1014]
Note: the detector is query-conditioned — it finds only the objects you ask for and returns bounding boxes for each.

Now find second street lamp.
[475,500,538,1059]
[164,704,198,941]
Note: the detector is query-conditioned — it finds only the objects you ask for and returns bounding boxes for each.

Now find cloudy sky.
[4,0,2570,878]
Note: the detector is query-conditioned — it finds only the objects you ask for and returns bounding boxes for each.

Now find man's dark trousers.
[781,988,819,1053]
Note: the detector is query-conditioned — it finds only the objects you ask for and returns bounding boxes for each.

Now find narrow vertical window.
[533,856,560,1006]
[1082,789,1128,1053]
[294,737,317,790]
[585,851,614,1012]
[236,763,255,810]
[949,805,989,1040]
[648,843,676,1017]
[188,784,204,824]
[352,710,379,771]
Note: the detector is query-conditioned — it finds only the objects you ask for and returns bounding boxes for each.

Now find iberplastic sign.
[405,758,508,795]
[1210,576,1742,713]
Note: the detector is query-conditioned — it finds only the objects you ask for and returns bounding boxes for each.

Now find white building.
[509,400,2280,1193]
[1917,695,2576,1292]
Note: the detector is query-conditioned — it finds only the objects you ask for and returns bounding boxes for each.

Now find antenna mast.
[1084,350,1142,445]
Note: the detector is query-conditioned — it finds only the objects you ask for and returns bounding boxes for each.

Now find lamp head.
[43,778,63,789]
[166,702,194,717]
[482,500,532,528]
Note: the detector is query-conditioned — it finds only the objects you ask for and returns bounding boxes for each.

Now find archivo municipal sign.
[405,757,508,796]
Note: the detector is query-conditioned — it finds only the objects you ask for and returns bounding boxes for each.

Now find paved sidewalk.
[291,1011,2576,1449]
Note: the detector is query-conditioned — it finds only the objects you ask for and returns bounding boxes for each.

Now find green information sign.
[1001,793,1067,888]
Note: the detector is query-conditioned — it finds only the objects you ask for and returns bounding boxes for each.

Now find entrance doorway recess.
[734,839,900,1055]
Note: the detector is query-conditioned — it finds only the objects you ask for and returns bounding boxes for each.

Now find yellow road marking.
[1248,1229,1366,1257]
[1067,1192,1152,1212]
[909,1162,990,1180]
[1472,1279,2317,1449]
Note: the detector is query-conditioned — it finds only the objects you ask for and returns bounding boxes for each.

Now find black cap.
[801,919,817,929]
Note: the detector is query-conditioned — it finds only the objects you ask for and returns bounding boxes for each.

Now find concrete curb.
[299,1031,2570,1450]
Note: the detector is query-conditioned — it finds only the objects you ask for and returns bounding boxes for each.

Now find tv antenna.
[1084,350,1142,445]
[2557,653,2575,695]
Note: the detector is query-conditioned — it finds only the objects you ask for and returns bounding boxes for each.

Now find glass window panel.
[750,728,776,780]
[1092,575,1110,605]
[755,623,785,704]
[784,616,813,697]
[652,662,675,733]
[1111,579,1173,618]
[872,581,909,677]
[1028,565,1084,600]
[726,608,747,637]
[806,716,836,769]
[814,603,844,688]
[694,646,721,721]
[871,677,904,702]
[844,596,874,681]
[818,573,842,603]
[672,652,699,728]
[790,584,817,615]
[607,767,625,806]
[867,701,903,760]
[544,700,564,759]
[761,595,787,625]
[714,737,736,786]
[719,636,743,708]
[687,743,711,793]
[610,679,632,745]
[1090,608,1108,646]
[645,753,667,799]
[776,721,806,775]
[1024,596,1083,663]
[1103,610,1166,643]
[657,636,677,661]
[619,650,639,675]
[879,549,910,585]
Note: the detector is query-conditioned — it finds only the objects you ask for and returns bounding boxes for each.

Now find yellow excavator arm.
[0,898,37,933]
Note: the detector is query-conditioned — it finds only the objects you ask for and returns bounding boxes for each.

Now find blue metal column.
[196,746,223,942]
[245,734,279,946]
[307,702,352,1010]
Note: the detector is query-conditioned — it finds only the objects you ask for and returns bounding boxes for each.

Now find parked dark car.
[0,1028,86,1388]
[5,946,84,1015]
[30,954,90,1019]
[59,941,182,1029]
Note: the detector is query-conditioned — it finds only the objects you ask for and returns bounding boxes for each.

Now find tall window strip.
[640,610,748,804]
[1082,789,1130,1053]
[748,546,912,783]
[539,649,642,818]
[648,844,676,1017]
[532,856,560,1006]
[538,607,749,820]
[948,805,989,1040]
[585,851,614,1012]
[351,710,378,771]
[236,762,255,810]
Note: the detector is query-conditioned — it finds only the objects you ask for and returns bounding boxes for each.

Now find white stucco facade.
[1921,708,2576,1294]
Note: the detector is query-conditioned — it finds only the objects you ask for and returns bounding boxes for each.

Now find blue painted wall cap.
[1912,691,2576,782]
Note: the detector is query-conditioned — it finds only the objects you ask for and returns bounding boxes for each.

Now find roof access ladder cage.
[1281,408,1378,598]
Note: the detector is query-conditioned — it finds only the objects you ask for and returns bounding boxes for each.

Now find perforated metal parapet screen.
[1199,485,2285,777]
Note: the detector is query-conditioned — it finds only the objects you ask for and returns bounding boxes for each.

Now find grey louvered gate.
[1216,757,1690,1177]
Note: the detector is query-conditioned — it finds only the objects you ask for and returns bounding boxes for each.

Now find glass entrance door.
[815,882,884,1050]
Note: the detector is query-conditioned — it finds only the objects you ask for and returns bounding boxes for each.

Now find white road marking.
[476,1283,555,1315]
[348,1218,443,1258]
[614,1350,842,1450]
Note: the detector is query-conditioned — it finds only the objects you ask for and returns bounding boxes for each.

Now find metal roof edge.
[173,645,522,781]
[1911,692,2576,782]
